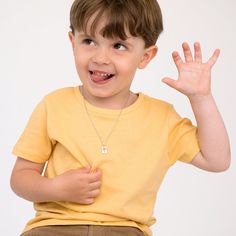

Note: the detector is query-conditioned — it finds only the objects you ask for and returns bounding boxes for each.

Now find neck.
[79,86,138,110]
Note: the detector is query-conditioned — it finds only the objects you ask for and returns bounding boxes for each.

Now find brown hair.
[70,0,163,48]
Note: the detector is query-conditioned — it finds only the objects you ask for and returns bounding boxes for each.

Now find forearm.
[11,169,58,203]
[11,157,101,204]
[189,94,231,169]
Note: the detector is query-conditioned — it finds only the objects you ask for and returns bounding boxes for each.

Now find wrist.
[50,177,65,202]
[36,177,61,202]
[188,93,214,105]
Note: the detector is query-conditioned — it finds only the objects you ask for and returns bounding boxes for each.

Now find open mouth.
[89,70,115,83]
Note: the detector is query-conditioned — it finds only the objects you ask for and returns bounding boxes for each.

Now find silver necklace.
[80,87,130,155]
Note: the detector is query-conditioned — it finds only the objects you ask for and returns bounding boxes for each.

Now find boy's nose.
[92,48,110,65]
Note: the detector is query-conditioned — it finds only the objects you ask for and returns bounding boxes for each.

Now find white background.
[1,0,235,235]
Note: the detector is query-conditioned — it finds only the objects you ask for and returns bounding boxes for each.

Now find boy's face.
[69,15,157,106]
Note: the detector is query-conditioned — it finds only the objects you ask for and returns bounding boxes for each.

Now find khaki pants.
[20,225,145,236]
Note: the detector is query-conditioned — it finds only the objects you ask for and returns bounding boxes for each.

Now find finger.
[88,181,102,191]
[84,198,95,205]
[194,42,202,62]
[172,51,183,68]
[88,189,100,198]
[162,77,179,90]
[207,49,220,68]
[78,166,91,173]
[182,42,193,62]
[88,169,102,183]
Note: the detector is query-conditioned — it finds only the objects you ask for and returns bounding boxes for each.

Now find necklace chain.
[80,87,130,154]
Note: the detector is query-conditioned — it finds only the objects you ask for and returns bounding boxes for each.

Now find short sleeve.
[12,100,55,163]
[167,105,200,166]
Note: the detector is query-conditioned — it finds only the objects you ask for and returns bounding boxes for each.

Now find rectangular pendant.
[101,145,108,154]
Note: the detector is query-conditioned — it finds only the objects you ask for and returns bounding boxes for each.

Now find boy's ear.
[138,46,158,69]
[68,31,75,50]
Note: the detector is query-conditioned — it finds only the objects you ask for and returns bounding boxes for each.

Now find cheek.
[115,55,141,74]
[73,55,87,77]
[74,50,87,68]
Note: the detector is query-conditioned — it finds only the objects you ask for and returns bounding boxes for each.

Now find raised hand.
[162,42,220,101]
[52,167,102,205]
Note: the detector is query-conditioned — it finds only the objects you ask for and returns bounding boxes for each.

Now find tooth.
[93,71,111,77]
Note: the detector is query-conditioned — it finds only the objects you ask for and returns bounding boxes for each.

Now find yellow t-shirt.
[12,87,200,236]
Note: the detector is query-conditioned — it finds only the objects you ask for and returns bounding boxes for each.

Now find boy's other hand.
[52,167,102,205]
[162,42,220,102]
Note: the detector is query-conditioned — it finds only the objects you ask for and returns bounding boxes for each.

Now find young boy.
[11,0,231,236]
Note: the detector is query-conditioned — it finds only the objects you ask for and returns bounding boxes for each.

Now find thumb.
[162,77,178,89]
[79,166,91,173]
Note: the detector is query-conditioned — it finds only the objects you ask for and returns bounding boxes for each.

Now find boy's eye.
[82,38,95,45]
[114,43,127,51]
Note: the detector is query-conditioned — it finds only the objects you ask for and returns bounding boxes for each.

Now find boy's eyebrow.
[77,32,92,38]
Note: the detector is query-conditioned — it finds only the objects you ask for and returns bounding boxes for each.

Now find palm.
[163,42,220,99]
